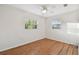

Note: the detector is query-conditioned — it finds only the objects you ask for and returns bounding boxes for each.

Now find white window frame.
[67,23,79,35]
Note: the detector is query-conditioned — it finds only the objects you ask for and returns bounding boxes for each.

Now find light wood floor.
[0,38,78,55]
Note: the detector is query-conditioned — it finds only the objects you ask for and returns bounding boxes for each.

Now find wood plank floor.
[0,38,78,55]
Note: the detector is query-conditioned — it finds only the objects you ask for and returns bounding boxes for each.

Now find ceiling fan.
[41,5,48,14]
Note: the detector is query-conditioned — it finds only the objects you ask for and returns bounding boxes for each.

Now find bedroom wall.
[46,10,79,45]
[0,5,45,51]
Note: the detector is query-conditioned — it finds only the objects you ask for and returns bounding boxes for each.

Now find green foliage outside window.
[25,19,37,29]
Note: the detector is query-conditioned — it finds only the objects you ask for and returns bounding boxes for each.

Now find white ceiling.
[10,4,79,17]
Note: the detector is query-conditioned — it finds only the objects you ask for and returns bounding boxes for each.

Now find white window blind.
[67,23,79,35]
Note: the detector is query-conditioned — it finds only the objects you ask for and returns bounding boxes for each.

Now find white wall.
[0,5,45,51]
[46,10,79,45]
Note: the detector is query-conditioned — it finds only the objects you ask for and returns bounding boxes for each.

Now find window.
[67,23,79,35]
[25,19,37,29]
[52,19,61,29]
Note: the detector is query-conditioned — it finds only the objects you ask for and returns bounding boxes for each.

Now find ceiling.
[10,4,79,17]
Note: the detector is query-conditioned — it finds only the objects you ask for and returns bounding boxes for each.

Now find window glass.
[67,23,79,35]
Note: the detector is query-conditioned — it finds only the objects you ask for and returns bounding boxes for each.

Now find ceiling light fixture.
[64,4,68,7]
[41,6,48,14]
